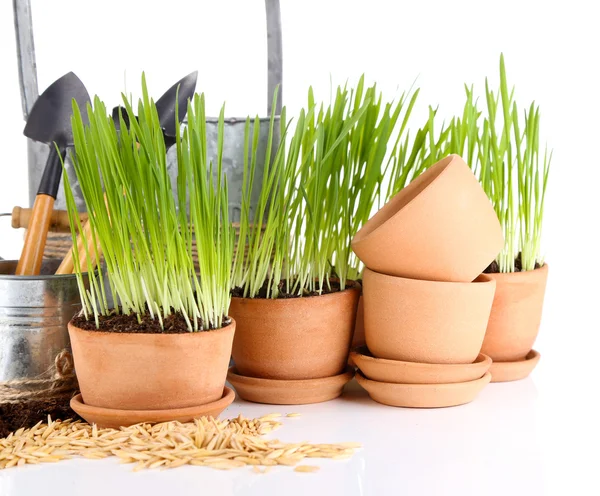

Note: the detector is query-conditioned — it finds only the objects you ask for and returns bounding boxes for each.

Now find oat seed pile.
[0,413,360,472]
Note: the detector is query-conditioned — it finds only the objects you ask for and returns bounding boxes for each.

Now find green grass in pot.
[63,76,234,331]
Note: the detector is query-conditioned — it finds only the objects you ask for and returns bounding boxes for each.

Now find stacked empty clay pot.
[350,154,504,408]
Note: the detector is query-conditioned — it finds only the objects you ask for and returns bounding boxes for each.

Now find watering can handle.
[265,0,283,115]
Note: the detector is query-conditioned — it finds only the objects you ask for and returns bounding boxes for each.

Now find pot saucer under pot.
[350,346,491,384]
[489,350,540,383]
[227,366,354,405]
[355,370,491,408]
[70,387,235,429]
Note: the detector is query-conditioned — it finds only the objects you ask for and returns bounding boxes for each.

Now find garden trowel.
[111,70,198,148]
[16,72,90,275]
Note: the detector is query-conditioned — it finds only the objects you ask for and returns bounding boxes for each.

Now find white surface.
[1,371,599,496]
[0,1,599,495]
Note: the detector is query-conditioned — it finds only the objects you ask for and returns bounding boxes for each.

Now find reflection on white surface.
[0,378,556,496]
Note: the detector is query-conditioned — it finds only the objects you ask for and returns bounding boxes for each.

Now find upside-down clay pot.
[68,319,235,410]
[481,264,549,362]
[229,282,361,380]
[363,268,496,364]
[351,154,503,282]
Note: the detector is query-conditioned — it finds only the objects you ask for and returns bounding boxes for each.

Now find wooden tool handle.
[15,195,55,275]
[54,220,100,275]
[11,206,87,232]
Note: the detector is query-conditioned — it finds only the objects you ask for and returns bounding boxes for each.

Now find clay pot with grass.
[458,55,551,381]
[64,86,236,425]
[227,85,387,402]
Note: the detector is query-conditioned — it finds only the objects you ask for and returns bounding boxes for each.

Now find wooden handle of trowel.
[15,195,55,275]
[11,206,87,232]
[55,220,99,275]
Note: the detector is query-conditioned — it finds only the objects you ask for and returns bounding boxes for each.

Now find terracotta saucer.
[489,350,541,383]
[227,366,354,405]
[355,370,491,408]
[350,346,491,384]
[70,387,235,429]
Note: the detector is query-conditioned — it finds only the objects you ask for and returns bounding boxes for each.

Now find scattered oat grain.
[294,465,320,473]
[0,414,360,472]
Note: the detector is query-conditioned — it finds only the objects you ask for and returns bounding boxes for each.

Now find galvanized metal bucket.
[0,259,84,382]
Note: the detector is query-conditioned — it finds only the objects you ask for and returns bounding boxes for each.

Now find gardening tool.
[55,72,198,275]
[15,72,90,276]
[111,70,198,148]
[6,206,87,232]
[155,70,198,147]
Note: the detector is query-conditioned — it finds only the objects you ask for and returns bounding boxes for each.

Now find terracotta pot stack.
[350,155,504,408]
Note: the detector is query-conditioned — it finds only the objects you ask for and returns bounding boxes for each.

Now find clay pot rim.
[231,280,361,305]
[356,369,492,388]
[352,154,457,247]
[364,267,495,287]
[483,263,548,282]
[351,346,492,369]
[67,316,236,338]
[227,365,355,386]
[71,386,235,416]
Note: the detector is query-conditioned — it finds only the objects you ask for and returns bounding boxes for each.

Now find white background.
[0,1,599,494]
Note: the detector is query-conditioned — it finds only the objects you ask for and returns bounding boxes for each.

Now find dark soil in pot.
[71,311,231,334]
[0,398,81,438]
[484,253,542,274]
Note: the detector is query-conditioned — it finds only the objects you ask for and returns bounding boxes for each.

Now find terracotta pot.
[68,319,235,410]
[481,264,548,361]
[70,387,235,429]
[363,268,496,364]
[350,294,365,349]
[350,346,491,384]
[230,282,361,380]
[227,366,354,405]
[351,154,503,282]
[356,370,492,408]
[488,350,541,382]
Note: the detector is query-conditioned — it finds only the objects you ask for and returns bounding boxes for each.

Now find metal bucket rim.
[200,115,281,124]
[0,259,82,281]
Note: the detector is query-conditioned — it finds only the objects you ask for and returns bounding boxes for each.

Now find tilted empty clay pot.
[351,154,503,282]
[481,264,548,362]
[229,281,361,380]
[68,319,235,410]
[363,268,496,364]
